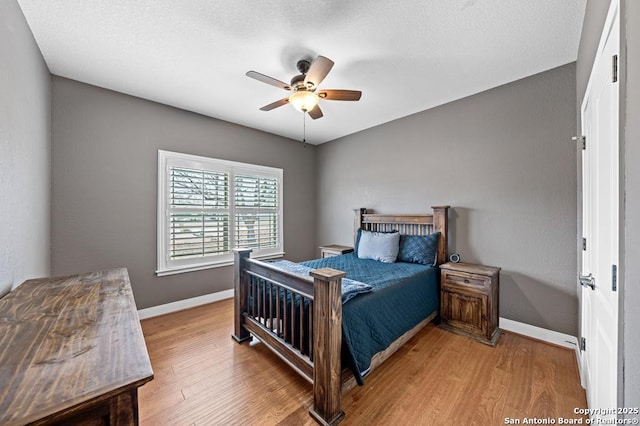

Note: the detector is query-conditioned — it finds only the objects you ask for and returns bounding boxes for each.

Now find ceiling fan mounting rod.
[291,59,316,90]
[296,59,311,74]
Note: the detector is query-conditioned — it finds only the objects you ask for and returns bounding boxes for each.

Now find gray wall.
[316,64,578,336]
[51,77,317,309]
[0,0,51,296]
[577,0,639,407]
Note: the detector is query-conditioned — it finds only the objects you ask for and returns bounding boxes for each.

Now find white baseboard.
[499,317,578,349]
[500,317,582,382]
[138,289,234,320]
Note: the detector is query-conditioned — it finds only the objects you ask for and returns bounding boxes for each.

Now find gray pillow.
[357,230,400,263]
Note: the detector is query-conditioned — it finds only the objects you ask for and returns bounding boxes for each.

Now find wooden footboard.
[232,249,346,425]
[232,206,449,425]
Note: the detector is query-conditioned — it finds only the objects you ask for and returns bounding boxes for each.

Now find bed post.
[309,268,346,426]
[232,249,252,343]
[354,208,367,245]
[431,206,450,265]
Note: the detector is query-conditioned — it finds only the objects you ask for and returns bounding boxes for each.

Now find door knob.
[579,273,595,290]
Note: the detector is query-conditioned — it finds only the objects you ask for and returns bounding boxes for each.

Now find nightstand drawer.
[443,270,487,289]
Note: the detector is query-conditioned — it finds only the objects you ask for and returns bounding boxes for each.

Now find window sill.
[156,252,285,277]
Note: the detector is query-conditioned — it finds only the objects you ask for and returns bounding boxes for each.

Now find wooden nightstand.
[319,244,354,258]
[439,262,501,346]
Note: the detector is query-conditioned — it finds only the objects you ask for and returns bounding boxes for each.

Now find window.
[157,150,283,276]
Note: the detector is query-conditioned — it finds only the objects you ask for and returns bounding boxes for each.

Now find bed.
[232,206,449,425]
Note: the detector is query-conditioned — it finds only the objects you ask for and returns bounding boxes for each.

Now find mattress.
[301,253,439,384]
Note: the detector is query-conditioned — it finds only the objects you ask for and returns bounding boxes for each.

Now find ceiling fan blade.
[307,104,323,120]
[304,56,334,88]
[318,89,362,101]
[260,97,289,111]
[246,71,291,91]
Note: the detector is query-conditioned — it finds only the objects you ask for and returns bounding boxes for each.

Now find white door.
[580,0,619,418]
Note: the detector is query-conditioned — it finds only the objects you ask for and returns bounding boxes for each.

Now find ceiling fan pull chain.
[303,112,307,148]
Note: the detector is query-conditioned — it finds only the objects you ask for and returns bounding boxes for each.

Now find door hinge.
[580,337,586,351]
[572,136,586,150]
[613,55,618,83]
[612,264,618,291]
[582,238,587,251]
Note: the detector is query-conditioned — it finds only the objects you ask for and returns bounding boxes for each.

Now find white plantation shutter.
[157,151,283,276]
[169,167,230,259]
[234,174,279,250]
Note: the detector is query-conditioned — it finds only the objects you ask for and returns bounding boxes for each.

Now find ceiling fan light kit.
[288,90,319,112]
[246,55,362,120]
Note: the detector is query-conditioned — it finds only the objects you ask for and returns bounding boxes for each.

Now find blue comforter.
[301,253,439,384]
[268,259,372,304]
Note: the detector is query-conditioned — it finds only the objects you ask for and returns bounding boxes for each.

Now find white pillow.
[357,230,400,263]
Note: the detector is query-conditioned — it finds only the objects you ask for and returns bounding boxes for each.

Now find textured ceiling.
[17,0,586,145]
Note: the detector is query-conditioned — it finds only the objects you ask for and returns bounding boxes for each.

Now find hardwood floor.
[139,298,587,426]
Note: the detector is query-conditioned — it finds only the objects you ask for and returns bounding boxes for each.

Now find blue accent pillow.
[398,232,441,266]
[357,230,400,263]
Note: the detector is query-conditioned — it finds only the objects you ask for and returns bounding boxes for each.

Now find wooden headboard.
[354,206,450,265]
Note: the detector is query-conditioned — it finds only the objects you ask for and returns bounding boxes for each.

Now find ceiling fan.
[246,55,362,120]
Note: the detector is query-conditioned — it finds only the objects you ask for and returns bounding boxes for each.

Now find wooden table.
[0,268,154,425]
